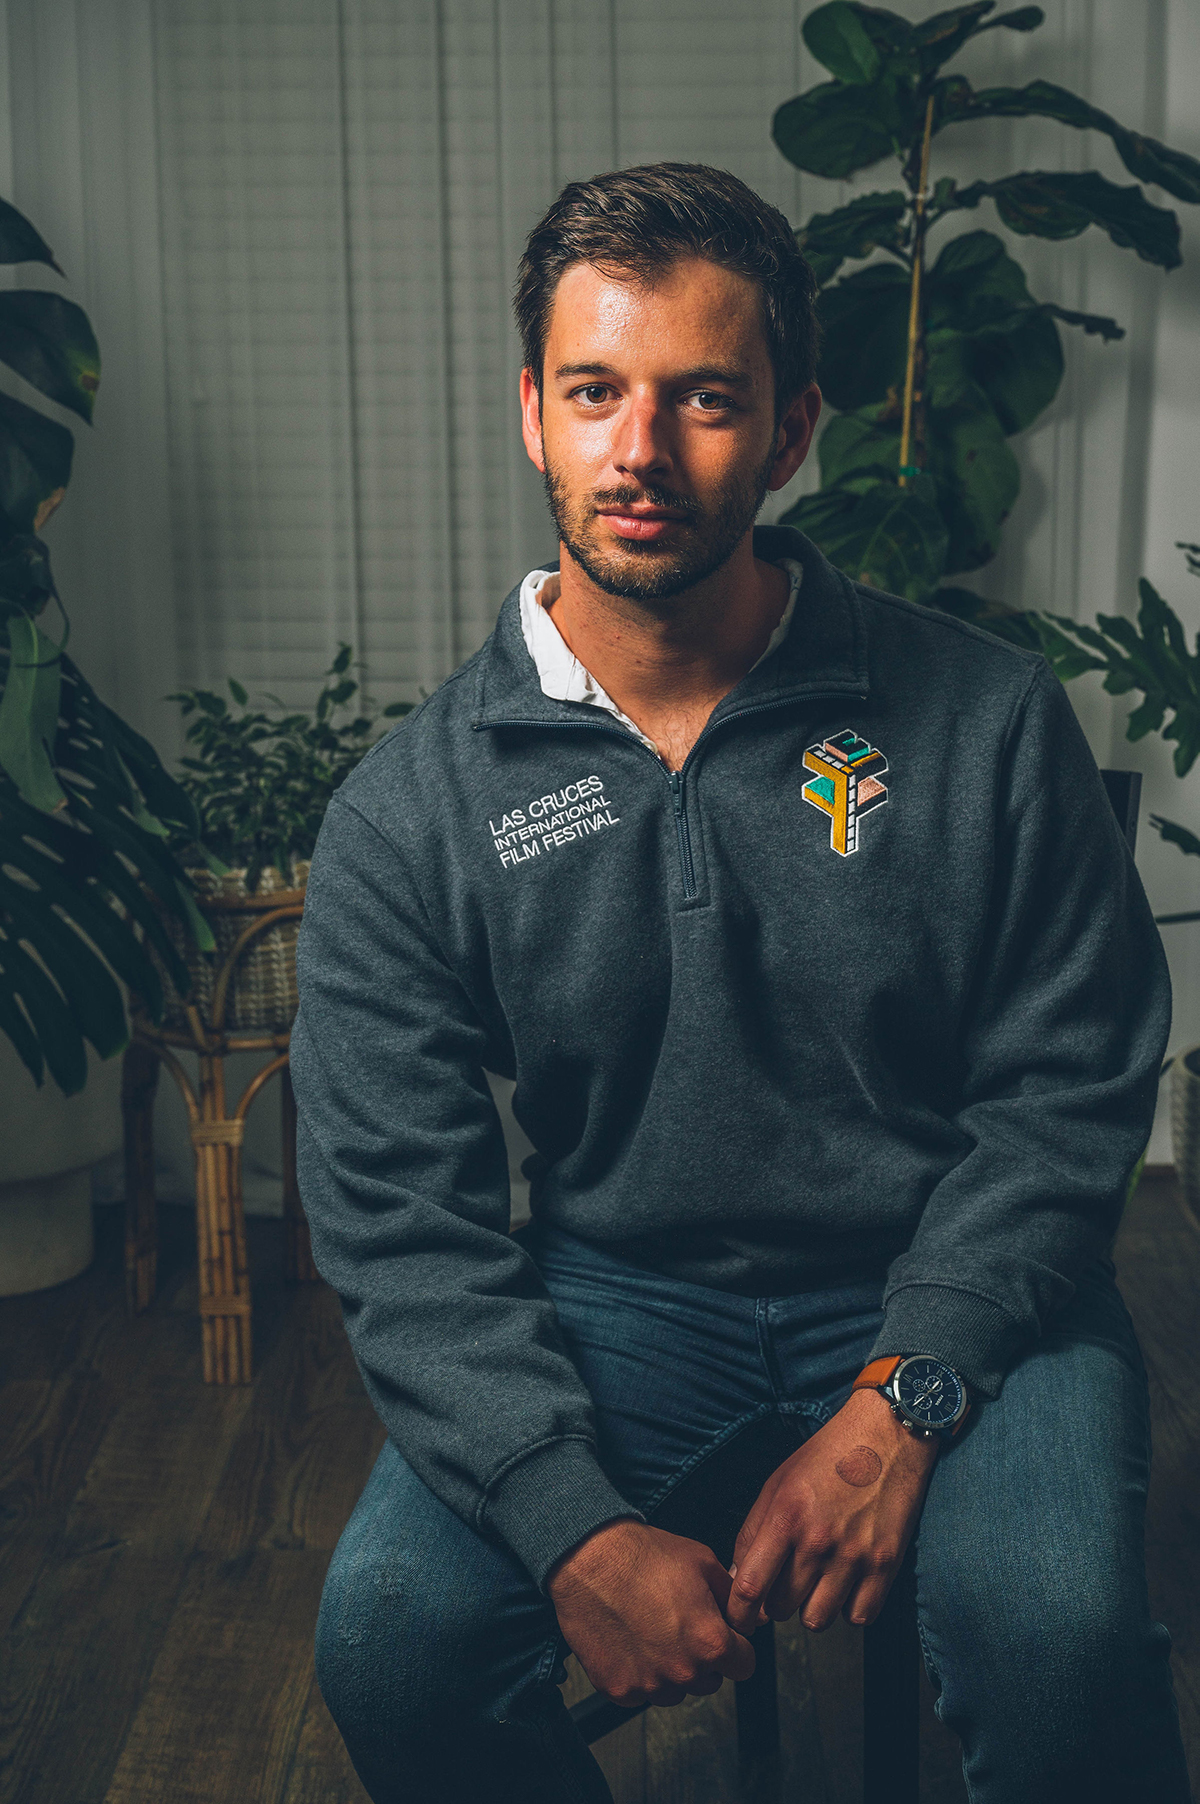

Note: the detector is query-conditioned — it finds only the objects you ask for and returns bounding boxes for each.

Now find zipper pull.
[669,769,683,814]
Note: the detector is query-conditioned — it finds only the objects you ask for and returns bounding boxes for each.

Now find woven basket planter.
[1170,1046,1200,1230]
[156,861,309,1036]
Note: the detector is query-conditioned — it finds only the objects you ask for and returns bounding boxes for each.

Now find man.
[291,164,1189,1802]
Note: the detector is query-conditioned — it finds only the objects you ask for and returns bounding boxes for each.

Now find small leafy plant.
[773,1,1200,611]
[168,647,410,892]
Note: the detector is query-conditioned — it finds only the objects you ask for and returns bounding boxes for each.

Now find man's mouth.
[593,502,692,542]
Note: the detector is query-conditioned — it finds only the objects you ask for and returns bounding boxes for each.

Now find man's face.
[520,256,818,608]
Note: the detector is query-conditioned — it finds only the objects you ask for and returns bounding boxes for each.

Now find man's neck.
[545,533,789,770]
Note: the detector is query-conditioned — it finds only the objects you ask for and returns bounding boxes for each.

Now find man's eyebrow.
[553,361,753,388]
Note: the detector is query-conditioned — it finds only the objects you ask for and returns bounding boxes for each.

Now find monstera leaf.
[0,191,209,1091]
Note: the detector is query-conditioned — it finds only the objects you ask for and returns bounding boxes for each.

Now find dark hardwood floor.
[1,1175,1196,1803]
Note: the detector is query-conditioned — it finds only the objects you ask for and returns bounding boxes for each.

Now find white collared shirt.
[518,557,803,759]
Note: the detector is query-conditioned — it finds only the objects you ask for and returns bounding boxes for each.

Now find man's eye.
[579,385,610,404]
[691,391,730,411]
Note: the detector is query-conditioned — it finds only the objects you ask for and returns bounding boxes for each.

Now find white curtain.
[1,0,1197,1172]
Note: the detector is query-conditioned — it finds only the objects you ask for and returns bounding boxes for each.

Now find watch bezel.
[885,1355,969,1437]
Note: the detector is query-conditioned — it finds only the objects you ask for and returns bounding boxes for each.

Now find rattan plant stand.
[121,883,318,1384]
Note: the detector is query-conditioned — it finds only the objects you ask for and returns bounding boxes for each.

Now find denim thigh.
[911,1259,1189,1803]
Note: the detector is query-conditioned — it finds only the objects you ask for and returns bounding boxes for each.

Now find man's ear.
[767,383,822,493]
[520,368,546,474]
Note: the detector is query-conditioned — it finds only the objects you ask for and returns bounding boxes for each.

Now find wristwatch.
[852,1355,970,1440]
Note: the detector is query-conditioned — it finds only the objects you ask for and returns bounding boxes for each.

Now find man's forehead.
[543,256,768,367]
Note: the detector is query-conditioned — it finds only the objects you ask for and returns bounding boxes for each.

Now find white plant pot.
[1169,1046,1200,1230]
[0,1034,123,1296]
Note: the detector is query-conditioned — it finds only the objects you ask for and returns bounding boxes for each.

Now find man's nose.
[610,394,674,485]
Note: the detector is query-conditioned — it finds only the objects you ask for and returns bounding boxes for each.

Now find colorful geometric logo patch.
[802,730,889,857]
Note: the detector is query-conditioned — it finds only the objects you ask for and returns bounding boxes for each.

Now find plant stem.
[898,95,935,489]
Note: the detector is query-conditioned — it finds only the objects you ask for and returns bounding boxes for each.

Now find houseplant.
[158,647,409,1034]
[772,1,1200,612]
[0,193,208,1291]
[0,194,208,1093]
[1032,542,1200,1217]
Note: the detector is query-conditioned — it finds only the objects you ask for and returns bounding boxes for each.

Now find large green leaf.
[0,867,127,1058]
[0,613,67,810]
[1150,816,1200,860]
[914,5,1044,74]
[798,190,908,284]
[926,402,1020,571]
[0,197,63,273]
[814,390,1018,574]
[773,81,908,179]
[943,79,1200,205]
[0,533,60,617]
[783,475,948,601]
[1041,577,1200,776]
[0,292,100,424]
[801,2,884,83]
[0,930,86,1093]
[954,170,1181,268]
[815,262,910,411]
[0,390,73,537]
[925,229,1030,326]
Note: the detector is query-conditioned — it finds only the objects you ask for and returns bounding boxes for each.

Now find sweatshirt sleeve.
[289,790,642,1588]
[870,659,1171,1396]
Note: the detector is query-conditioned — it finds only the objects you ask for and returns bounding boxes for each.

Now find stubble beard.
[541,442,777,615]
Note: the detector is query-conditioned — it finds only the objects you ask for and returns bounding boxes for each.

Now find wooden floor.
[1,1175,1196,1804]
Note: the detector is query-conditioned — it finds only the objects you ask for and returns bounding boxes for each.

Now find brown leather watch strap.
[852,1355,970,1435]
[851,1356,904,1392]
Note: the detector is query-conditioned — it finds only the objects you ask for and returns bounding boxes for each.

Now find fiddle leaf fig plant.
[774,1,1200,611]
[0,193,210,1094]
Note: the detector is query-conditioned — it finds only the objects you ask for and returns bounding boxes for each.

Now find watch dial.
[895,1358,964,1429]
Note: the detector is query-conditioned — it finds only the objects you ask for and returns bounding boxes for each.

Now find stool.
[566,1410,920,1801]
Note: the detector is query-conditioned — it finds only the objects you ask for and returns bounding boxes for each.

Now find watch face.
[894,1357,965,1430]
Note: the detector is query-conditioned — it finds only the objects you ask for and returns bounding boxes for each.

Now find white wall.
[1,0,1197,1184]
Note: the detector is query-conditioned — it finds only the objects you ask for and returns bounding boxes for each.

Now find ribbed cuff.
[482,1438,644,1591]
[870,1282,1029,1399]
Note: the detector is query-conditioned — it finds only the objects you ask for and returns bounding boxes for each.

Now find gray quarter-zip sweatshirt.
[290,526,1170,1589]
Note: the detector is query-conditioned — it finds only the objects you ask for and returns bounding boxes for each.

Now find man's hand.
[547,1519,757,1708]
[726,1389,939,1636]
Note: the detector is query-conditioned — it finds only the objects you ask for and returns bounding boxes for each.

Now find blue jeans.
[316,1225,1191,1803]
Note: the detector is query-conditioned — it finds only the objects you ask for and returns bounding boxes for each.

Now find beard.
[541,443,777,611]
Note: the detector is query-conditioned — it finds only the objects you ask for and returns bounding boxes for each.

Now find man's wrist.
[546,1515,647,1599]
[852,1353,971,1440]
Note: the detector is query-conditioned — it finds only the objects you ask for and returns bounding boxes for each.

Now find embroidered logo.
[802,730,889,857]
[488,773,620,869]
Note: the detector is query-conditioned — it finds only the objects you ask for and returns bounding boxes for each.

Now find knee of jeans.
[315,1519,500,1742]
[925,1558,1159,1748]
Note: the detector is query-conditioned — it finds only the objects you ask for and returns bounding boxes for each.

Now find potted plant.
[1030,543,1200,1220]
[0,194,208,1292]
[157,647,409,1035]
[772,1,1200,612]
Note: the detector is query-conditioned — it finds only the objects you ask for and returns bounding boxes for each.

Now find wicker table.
[121,886,317,1384]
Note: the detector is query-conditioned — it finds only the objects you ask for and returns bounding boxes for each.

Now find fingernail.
[729,1565,737,1578]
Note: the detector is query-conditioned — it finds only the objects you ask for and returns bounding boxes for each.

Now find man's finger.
[712,1624,757,1684]
[725,1521,794,1632]
[842,1566,897,1628]
[798,1564,857,1634]
[732,1466,786,1566]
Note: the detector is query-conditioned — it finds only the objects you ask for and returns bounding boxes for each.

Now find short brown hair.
[514,163,820,416]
